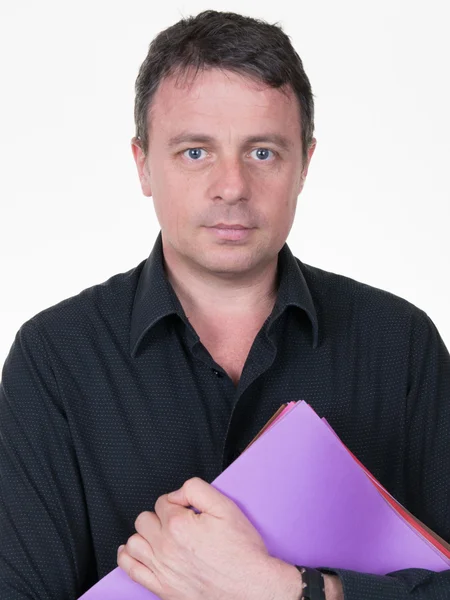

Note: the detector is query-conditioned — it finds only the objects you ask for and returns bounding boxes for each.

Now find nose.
[208,156,251,204]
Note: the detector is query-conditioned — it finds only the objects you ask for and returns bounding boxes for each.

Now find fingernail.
[118,545,125,554]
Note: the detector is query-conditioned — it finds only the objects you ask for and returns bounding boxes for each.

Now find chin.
[193,247,266,275]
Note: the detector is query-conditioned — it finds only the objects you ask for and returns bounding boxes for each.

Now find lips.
[206,223,254,242]
[210,224,250,229]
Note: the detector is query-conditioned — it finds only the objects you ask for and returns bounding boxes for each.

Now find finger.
[121,533,156,569]
[117,543,163,596]
[134,510,161,543]
[154,494,198,536]
[167,477,232,517]
[166,490,193,507]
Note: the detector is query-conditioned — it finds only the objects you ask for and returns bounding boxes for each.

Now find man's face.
[132,68,316,277]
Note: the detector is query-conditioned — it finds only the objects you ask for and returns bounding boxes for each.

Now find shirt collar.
[130,233,319,357]
[130,232,184,357]
[268,243,319,349]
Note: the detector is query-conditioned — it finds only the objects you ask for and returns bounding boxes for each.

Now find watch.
[295,566,326,600]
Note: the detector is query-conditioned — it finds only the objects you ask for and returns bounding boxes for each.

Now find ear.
[297,137,317,195]
[131,137,152,197]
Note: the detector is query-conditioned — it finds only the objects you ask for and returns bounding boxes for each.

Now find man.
[1,9,449,600]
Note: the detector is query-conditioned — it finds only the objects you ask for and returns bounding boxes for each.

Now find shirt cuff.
[318,567,433,600]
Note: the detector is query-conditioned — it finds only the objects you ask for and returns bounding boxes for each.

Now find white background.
[0,0,449,366]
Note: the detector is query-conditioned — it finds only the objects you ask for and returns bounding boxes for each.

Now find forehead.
[148,67,301,139]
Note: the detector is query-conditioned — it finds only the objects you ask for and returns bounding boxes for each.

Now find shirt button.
[211,369,223,378]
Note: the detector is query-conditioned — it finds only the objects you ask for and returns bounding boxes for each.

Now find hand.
[117,476,298,600]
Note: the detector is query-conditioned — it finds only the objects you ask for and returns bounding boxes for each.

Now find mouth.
[209,223,251,230]
[205,223,255,242]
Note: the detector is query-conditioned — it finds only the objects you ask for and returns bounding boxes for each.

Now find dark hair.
[134,10,315,163]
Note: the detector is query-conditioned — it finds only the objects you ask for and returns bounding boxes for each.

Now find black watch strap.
[295,566,326,600]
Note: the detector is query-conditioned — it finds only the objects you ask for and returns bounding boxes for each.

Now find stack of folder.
[79,401,450,599]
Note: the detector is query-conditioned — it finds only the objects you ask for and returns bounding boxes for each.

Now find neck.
[162,242,279,321]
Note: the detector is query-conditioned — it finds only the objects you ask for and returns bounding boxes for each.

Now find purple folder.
[79,401,450,599]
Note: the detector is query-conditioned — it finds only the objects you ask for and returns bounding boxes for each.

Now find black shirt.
[1,232,449,600]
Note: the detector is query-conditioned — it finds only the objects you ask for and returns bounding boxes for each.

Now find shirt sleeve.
[319,308,450,599]
[0,320,97,599]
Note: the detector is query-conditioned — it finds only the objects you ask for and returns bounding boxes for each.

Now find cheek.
[151,176,195,236]
[148,156,198,236]
[153,193,179,228]
[264,178,298,219]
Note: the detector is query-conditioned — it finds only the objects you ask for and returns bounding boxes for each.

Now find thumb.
[168,477,231,517]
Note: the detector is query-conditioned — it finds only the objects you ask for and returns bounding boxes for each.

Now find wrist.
[264,558,303,600]
[265,559,343,600]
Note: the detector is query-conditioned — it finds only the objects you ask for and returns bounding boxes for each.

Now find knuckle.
[167,513,186,538]
[134,511,149,530]
[185,477,198,493]
[127,533,142,552]
[154,494,165,513]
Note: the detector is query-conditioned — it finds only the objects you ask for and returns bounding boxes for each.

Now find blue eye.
[183,148,206,160]
[250,148,274,161]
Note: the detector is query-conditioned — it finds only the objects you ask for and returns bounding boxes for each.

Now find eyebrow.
[167,132,293,151]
